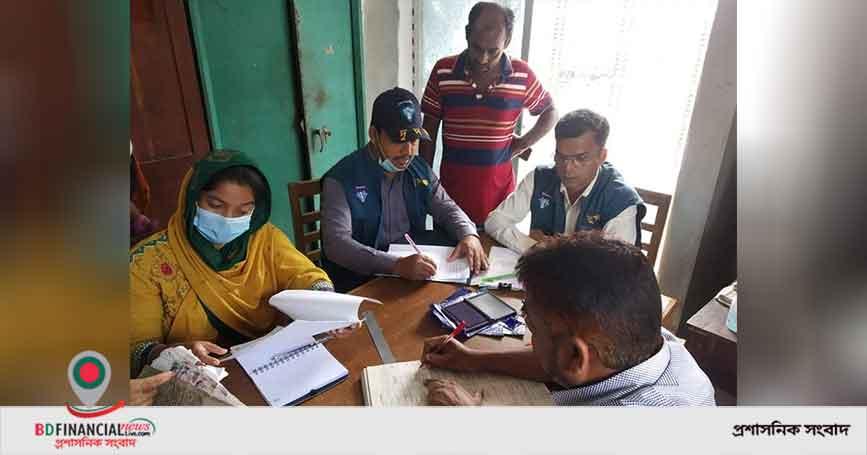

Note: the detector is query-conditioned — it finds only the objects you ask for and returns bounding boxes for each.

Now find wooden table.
[222,235,680,405]
[685,299,737,398]
[221,278,527,405]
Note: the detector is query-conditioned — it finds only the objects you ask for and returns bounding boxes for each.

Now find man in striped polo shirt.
[420,1,558,225]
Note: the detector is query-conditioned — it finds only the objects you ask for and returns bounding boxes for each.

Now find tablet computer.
[441,291,516,335]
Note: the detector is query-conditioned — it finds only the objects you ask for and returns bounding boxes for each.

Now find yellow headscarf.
[163,151,330,340]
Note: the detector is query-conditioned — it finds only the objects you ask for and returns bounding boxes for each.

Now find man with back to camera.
[421,233,716,406]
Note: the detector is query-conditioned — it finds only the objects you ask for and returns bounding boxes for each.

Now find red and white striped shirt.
[421,51,553,224]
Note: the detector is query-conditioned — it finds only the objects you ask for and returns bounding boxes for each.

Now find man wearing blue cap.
[321,88,488,292]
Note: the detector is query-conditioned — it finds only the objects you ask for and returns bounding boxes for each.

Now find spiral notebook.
[230,290,378,406]
[235,335,348,407]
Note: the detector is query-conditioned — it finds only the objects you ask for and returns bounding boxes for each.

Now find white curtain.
[415,0,718,238]
[520,0,718,196]
[415,0,525,95]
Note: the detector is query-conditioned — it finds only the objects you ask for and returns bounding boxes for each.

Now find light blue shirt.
[552,329,716,406]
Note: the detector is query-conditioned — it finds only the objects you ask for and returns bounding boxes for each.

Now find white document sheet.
[236,320,351,360]
[386,244,471,283]
[472,246,523,290]
[268,290,380,323]
[229,326,283,354]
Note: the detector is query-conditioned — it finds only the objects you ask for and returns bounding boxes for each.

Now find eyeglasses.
[554,150,598,166]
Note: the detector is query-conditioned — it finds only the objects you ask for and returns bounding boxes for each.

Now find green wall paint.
[188,0,306,239]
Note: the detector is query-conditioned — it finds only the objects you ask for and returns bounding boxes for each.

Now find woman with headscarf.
[130,150,340,377]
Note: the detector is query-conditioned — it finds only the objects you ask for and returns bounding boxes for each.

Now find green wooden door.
[188,0,307,239]
[291,0,366,179]
[188,0,365,239]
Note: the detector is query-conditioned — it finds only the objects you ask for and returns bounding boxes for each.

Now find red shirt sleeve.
[421,64,442,119]
[522,65,553,116]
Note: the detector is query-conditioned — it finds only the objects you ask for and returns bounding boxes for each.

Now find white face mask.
[193,204,253,244]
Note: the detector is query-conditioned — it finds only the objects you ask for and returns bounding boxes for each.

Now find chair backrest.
[636,188,672,267]
[288,179,323,263]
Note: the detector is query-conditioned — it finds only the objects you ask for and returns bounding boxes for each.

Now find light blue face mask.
[374,138,411,173]
[380,157,404,173]
[193,204,253,244]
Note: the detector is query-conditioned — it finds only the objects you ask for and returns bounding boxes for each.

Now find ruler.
[363,311,396,364]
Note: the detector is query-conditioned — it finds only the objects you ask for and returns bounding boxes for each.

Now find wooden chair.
[288,179,323,263]
[636,188,672,267]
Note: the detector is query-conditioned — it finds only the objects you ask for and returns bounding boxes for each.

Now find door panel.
[187,0,308,239]
[131,0,211,229]
[291,0,365,179]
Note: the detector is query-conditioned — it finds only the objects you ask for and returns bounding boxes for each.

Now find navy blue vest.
[529,162,646,246]
[323,146,433,251]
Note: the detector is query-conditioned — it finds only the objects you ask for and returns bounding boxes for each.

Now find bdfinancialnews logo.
[35,419,156,437]
[33,418,156,450]
[28,350,156,450]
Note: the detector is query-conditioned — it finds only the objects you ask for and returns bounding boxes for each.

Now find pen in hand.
[421,320,467,368]
[404,233,422,255]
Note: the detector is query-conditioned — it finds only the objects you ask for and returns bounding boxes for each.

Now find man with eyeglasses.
[484,109,645,253]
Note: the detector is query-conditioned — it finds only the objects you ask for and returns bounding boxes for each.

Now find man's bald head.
[465,2,515,42]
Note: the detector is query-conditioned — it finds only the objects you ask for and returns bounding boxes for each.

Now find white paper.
[387,244,470,283]
[230,326,283,354]
[268,290,379,322]
[472,246,522,290]
[239,320,352,360]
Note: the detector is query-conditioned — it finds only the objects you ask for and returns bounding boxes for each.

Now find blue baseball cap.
[371,87,432,143]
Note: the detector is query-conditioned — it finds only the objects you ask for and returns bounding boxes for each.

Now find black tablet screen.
[442,301,488,330]
[467,293,516,320]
